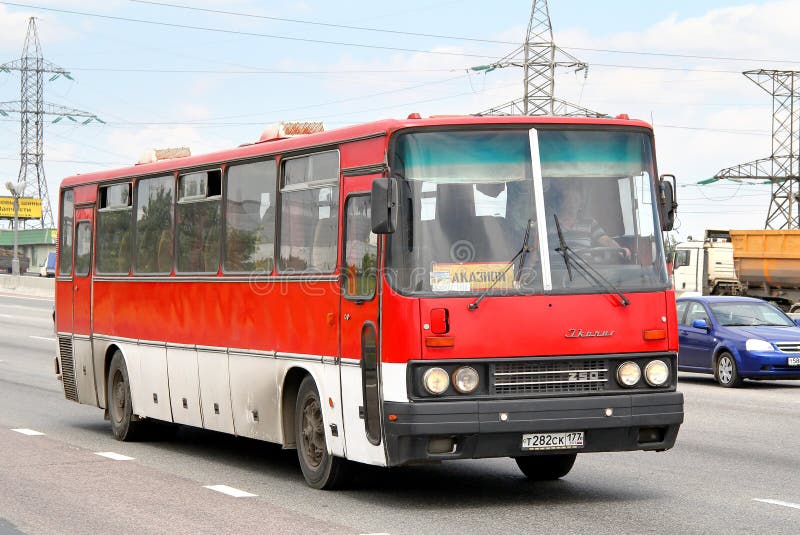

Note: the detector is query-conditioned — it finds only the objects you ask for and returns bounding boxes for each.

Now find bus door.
[339,189,384,464]
[71,207,98,405]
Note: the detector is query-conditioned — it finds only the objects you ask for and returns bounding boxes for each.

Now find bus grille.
[775,342,800,353]
[491,359,608,395]
[58,336,78,402]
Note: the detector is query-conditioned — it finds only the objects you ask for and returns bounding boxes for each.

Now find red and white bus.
[55,115,683,488]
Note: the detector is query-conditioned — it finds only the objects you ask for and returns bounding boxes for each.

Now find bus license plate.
[521,432,584,451]
[788,357,800,366]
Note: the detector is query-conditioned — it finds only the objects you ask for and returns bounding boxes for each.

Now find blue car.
[677,296,800,387]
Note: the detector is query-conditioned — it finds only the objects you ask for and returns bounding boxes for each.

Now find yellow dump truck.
[729,230,800,312]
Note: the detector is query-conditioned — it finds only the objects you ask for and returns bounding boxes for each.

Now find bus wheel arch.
[103,344,124,412]
[294,375,352,489]
[280,367,309,449]
[106,348,147,440]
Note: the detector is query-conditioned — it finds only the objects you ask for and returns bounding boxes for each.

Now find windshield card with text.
[431,262,514,292]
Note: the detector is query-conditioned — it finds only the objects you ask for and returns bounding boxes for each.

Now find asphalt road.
[1,293,799,534]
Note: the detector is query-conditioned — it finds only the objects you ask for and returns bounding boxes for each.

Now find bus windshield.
[386,128,669,296]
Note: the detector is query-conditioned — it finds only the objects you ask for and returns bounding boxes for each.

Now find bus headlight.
[616,361,641,387]
[644,360,669,387]
[423,367,450,395]
[452,366,479,394]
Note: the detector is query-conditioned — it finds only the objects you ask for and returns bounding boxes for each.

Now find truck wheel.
[107,350,147,441]
[715,352,743,388]
[514,453,577,480]
[295,376,352,489]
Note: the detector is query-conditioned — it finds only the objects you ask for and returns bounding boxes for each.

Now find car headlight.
[452,366,479,394]
[616,361,641,387]
[644,360,670,386]
[423,367,450,395]
[745,339,774,352]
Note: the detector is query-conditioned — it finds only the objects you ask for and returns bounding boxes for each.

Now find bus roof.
[60,114,653,188]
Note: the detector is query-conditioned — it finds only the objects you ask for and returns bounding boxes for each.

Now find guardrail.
[0,273,54,298]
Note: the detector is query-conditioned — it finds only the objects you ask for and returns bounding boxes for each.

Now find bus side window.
[74,221,92,277]
[224,160,277,274]
[343,195,377,299]
[96,182,133,275]
[278,151,340,273]
[134,175,174,275]
[176,170,222,274]
[59,189,74,276]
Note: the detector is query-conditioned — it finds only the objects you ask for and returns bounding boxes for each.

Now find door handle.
[74,286,79,291]
[344,313,351,321]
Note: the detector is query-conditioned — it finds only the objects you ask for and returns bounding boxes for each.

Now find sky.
[0,0,796,242]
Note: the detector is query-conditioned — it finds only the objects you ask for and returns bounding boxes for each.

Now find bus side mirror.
[658,174,677,231]
[371,177,398,234]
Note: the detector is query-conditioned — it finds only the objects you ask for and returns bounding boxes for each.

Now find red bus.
[55,115,682,489]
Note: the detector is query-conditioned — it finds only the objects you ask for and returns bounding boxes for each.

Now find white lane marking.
[29,335,56,342]
[203,485,258,498]
[11,428,45,436]
[0,293,53,302]
[95,452,135,461]
[0,314,12,318]
[754,498,800,510]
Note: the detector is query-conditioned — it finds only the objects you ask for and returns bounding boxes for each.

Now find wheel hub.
[300,397,324,469]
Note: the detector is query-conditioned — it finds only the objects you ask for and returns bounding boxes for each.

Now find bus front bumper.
[383,391,683,466]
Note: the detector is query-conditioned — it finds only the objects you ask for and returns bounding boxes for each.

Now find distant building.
[0,228,57,274]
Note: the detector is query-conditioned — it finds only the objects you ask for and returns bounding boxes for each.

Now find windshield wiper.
[553,214,573,281]
[553,214,630,307]
[469,219,533,311]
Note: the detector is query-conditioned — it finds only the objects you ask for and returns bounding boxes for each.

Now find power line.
[655,124,768,135]
[0,1,500,60]
[66,67,462,74]
[128,1,800,67]
[565,46,800,66]
[5,1,800,68]
[129,0,518,45]
[0,155,122,165]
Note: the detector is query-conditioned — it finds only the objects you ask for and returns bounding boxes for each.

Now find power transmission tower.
[714,70,800,229]
[0,17,102,229]
[473,0,603,117]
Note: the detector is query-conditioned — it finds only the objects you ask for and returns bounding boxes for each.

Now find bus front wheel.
[107,350,146,441]
[295,376,351,489]
[514,453,577,480]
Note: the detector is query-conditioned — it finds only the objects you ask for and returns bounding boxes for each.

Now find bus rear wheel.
[108,350,146,441]
[295,376,351,489]
[514,453,577,480]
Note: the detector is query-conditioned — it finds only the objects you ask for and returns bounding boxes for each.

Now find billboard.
[0,197,43,219]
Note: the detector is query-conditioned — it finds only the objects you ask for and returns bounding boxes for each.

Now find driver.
[548,186,630,259]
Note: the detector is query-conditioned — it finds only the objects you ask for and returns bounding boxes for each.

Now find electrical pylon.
[714,70,800,230]
[473,0,603,117]
[0,17,102,229]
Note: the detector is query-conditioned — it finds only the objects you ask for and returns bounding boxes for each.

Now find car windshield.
[710,301,795,327]
[386,128,669,296]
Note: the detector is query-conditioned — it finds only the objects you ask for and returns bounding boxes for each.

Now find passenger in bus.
[547,185,630,260]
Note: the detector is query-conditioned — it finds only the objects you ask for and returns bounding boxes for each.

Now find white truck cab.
[672,230,742,297]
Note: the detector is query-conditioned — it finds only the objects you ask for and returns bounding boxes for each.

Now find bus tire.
[107,350,146,441]
[295,376,351,489]
[514,453,577,480]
